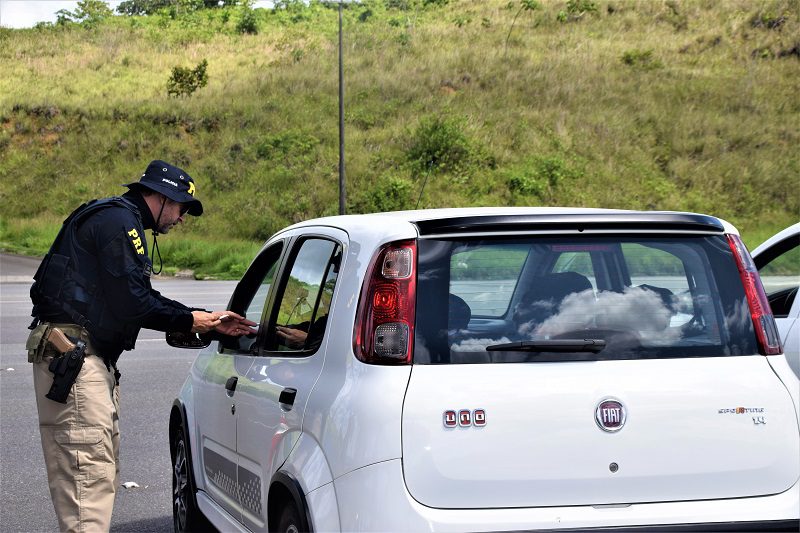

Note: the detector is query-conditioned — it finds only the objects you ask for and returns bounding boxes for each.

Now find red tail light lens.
[727,234,782,355]
[354,240,417,365]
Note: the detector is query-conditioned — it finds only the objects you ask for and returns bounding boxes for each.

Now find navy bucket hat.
[123,160,203,216]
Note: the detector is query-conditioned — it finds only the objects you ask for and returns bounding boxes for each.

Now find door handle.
[279,387,297,409]
[225,376,238,397]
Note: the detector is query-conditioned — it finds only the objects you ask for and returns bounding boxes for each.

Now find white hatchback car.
[168,208,800,532]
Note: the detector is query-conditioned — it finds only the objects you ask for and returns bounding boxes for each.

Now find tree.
[504,0,539,56]
[116,0,239,16]
[116,0,173,16]
[56,0,113,26]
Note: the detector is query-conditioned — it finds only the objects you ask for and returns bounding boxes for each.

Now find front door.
[235,229,345,531]
[194,241,284,523]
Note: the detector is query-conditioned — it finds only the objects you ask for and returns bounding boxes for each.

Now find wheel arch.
[268,471,313,532]
[169,399,201,495]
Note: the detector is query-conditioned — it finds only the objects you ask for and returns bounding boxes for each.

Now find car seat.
[448,293,472,331]
[514,272,593,329]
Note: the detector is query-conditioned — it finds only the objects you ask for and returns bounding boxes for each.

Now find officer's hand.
[191,310,249,333]
[215,315,258,337]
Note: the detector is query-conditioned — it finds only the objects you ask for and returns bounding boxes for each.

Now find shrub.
[256,130,319,161]
[750,9,788,30]
[166,59,209,97]
[508,173,545,196]
[663,0,688,31]
[621,49,663,70]
[453,15,471,28]
[237,5,258,34]
[407,115,490,176]
[362,175,414,213]
[385,0,411,9]
[567,0,597,14]
[358,9,374,23]
[558,0,597,23]
[507,156,581,198]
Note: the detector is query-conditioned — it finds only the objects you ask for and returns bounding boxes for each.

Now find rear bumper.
[331,459,800,532]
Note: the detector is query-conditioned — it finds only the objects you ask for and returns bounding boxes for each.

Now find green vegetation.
[167,58,209,97]
[1,0,798,279]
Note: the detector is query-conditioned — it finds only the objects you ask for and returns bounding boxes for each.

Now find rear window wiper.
[486,339,606,353]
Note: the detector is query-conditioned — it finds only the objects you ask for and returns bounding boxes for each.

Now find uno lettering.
[128,228,138,238]
[162,178,179,187]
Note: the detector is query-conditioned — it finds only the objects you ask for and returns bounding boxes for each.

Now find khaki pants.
[34,352,120,533]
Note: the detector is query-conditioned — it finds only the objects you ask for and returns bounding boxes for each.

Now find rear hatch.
[403,228,800,508]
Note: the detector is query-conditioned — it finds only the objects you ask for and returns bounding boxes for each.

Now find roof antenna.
[415,161,433,210]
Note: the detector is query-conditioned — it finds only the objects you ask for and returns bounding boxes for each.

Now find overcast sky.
[0,1,274,28]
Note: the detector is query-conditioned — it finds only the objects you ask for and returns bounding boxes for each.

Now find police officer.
[27,160,256,533]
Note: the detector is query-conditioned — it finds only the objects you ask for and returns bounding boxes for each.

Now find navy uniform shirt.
[47,191,194,357]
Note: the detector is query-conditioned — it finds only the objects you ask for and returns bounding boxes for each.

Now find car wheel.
[172,421,213,533]
[275,502,303,533]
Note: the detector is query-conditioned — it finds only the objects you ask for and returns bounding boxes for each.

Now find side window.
[221,242,283,353]
[449,245,528,317]
[757,241,799,317]
[244,261,280,324]
[621,243,693,327]
[623,244,688,290]
[551,251,595,289]
[265,238,342,354]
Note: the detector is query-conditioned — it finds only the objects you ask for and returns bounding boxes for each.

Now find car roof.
[279,207,737,237]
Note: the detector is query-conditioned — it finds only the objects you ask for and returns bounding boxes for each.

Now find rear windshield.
[414,235,757,364]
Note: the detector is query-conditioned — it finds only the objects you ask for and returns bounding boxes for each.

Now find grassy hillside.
[1,0,798,278]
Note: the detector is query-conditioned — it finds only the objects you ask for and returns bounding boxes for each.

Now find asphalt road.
[0,254,236,532]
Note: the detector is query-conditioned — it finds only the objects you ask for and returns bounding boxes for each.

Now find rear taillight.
[353,240,417,365]
[727,234,782,355]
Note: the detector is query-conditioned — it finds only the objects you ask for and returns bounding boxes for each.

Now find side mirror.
[166,331,211,349]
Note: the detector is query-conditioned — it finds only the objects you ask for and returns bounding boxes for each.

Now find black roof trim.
[413,213,725,236]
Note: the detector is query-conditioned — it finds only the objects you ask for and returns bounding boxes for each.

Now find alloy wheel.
[173,437,189,532]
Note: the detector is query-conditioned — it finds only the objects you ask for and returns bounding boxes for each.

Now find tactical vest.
[30,197,143,359]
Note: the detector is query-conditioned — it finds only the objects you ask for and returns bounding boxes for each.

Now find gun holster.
[46,339,87,404]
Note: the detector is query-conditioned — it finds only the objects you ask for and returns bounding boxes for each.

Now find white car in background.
[167,208,800,533]
[753,222,800,379]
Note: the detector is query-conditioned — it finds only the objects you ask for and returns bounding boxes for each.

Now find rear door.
[404,232,800,509]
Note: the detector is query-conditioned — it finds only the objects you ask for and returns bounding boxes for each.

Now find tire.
[275,502,303,533]
[172,421,214,533]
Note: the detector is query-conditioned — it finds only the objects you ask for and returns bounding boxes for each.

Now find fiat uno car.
[167,208,800,532]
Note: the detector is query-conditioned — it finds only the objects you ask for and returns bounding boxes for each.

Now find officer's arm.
[150,287,193,313]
